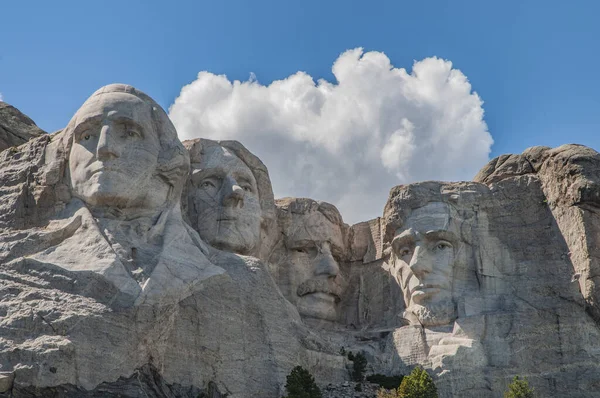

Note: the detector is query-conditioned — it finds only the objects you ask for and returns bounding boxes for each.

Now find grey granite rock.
[0,85,345,398]
[4,86,600,398]
[0,102,45,153]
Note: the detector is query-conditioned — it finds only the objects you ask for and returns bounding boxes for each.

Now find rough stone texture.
[2,364,213,398]
[0,102,45,153]
[268,197,350,325]
[0,90,346,398]
[322,382,380,398]
[367,176,600,397]
[475,144,600,325]
[183,138,277,261]
[279,145,600,398]
[3,89,600,398]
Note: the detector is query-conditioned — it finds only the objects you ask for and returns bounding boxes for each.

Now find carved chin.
[408,301,457,327]
[209,233,254,255]
[72,170,146,206]
[199,220,260,255]
[75,183,127,207]
[296,293,338,322]
[74,181,147,208]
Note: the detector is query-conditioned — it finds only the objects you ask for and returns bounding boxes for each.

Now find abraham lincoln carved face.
[391,202,459,326]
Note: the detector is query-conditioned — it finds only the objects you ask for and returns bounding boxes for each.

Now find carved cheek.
[129,145,158,172]
[433,251,454,276]
[69,143,95,179]
[289,255,310,290]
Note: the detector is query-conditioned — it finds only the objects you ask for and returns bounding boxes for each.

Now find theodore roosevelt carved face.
[274,198,347,322]
[391,202,459,326]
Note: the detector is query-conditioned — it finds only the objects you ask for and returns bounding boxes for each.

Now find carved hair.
[62,84,189,206]
[274,197,348,260]
[184,138,276,226]
[183,138,277,259]
[382,181,486,250]
[275,197,344,227]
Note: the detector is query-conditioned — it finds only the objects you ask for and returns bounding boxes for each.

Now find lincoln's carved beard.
[406,300,457,327]
[400,265,457,327]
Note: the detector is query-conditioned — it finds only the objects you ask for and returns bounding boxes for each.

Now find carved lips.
[296,278,343,302]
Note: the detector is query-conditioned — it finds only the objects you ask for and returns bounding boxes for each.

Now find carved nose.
[314,243,339,277]
[221,177,245,208]
[96,125,120,160]
[409,244,431,277]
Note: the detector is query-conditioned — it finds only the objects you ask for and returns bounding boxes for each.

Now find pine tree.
[396,366,438,398]
[283,366,322,398]
[504,376,535,398]
[350,352,368,382]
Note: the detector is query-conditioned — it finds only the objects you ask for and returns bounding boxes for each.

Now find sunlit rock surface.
[0,102,45,153]
[0,89,343,398]
[2,90,600,397]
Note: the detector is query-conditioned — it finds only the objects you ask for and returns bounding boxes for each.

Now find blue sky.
[1,0,599,222]
[1,0,598,155]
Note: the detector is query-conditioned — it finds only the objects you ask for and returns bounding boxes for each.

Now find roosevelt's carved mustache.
[297,278,342,301]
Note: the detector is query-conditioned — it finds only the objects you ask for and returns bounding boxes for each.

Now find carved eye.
[200,181,215,188]
[399,248,411,257]
[435,241,452,251]
[294,247,313,255]
[127,129,141,138]
[242,185,252,192]
[84,134,91,141]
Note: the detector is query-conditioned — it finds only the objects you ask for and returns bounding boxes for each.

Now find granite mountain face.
[1,85,600,397]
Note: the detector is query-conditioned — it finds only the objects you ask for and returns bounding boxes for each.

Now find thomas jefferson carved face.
[189,144,262,255]
[69,92,168,210]
[278,204,346,322]
[391,202,458,326]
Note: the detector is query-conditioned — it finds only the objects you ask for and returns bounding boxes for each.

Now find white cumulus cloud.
[0,92,3,102]
[169,48,493,224]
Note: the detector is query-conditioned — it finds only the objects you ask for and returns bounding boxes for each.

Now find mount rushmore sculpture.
[1,84,600,397]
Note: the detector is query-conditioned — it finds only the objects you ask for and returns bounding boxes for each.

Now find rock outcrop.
[2,89,600,398]
[0,102,45,153]
[475,144,600,325]
[0,88,344,398]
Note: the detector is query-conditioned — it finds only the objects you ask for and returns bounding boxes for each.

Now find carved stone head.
[382,181,482,327]
[66,84,189,213]
[272,198,347,322]
[390,202,460,326]
[184,139,276,257]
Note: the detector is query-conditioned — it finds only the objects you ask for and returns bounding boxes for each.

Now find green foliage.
[504,376,535,398]
[396,367,438,398]
[283,366,322,398]
[347,351,367,382]
[367,374,404,389]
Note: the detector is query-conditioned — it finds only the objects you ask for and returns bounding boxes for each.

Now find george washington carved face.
[69,91,168,210]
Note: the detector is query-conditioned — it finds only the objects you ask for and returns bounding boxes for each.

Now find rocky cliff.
[1,87,600,398]
[0,102,45,153]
